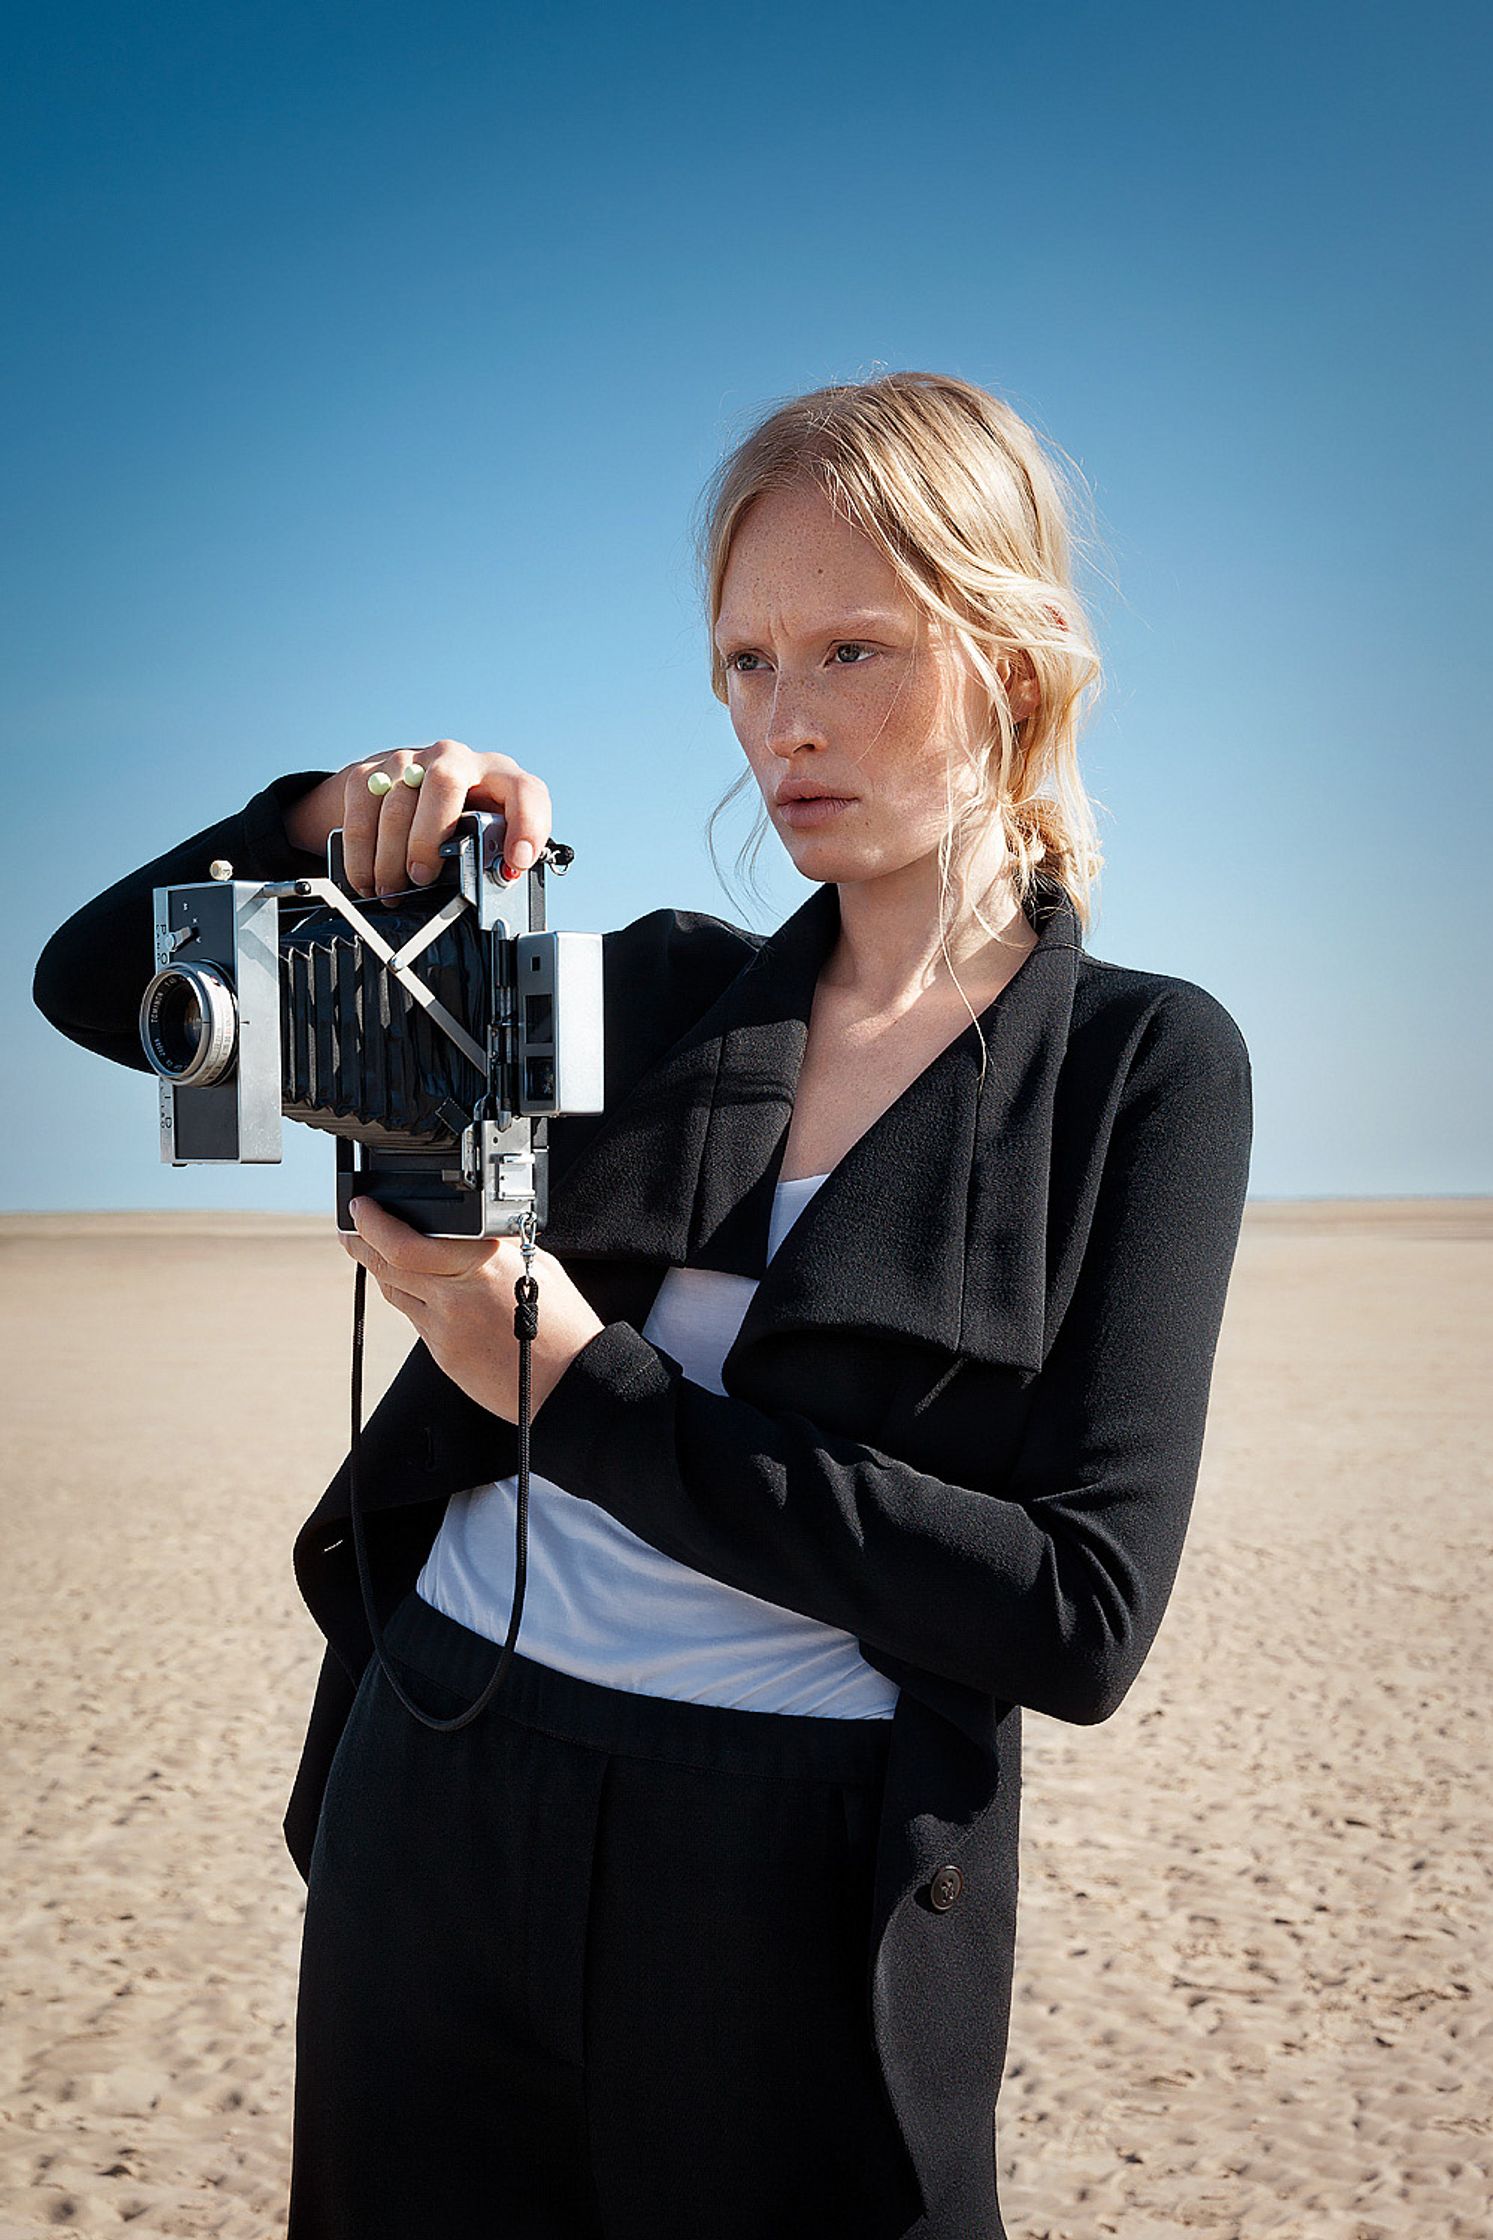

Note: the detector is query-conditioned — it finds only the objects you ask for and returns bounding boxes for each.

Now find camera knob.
[210,859,234,882]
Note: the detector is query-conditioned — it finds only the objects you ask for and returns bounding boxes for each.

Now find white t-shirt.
[415,1170,901,1718]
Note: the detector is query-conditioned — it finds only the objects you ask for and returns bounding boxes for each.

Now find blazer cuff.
[236,769,337,881]
[528,1319,671,1493]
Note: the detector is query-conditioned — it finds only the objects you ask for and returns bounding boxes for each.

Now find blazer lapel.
[541,869,1083,1380]
[729,874,1082,1380]
[538,884,834,1271]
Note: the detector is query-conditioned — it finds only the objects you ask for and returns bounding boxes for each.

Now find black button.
[928,1864,964,1912]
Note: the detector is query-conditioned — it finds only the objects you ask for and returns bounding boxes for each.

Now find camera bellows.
[280,902,488,1146]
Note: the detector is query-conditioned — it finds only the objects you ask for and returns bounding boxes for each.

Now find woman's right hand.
[283,741,554,900]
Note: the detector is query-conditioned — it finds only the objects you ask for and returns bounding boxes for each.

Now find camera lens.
[139,963,239,1085]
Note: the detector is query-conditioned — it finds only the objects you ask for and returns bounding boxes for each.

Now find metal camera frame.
[140,809,604,1239]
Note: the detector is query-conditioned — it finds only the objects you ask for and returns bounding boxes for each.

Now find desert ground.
[1,1200,1489,2237]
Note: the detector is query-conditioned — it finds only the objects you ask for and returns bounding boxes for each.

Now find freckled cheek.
[734,714,781,777]
[842,690,933,783]
[724,692,763,757]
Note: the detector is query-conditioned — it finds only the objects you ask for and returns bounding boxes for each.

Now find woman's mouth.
[777,795,856,828]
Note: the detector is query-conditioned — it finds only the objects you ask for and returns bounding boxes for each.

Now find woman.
[32,371,1253,2240]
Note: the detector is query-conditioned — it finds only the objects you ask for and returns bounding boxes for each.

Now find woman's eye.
[727,652,767,673]
[833,643,873,664]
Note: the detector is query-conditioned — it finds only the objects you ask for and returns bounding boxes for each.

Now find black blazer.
[33,770,1254,2236]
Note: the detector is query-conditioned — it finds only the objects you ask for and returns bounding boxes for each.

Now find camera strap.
[346,1216,541,1731]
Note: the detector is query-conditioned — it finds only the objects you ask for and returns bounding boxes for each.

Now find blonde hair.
[693,372,1109,980]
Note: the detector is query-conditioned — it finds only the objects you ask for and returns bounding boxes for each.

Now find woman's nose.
[762,676,828,758]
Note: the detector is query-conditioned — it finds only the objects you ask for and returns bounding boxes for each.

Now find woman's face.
[715,479,1016,889]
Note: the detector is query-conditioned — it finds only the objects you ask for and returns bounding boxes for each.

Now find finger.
[377,1275,429,1323]
[343,1229,435,1305]
[405,745,479,888]
[341,1225,395,1285]
[466,761,553,878]
[371,761,424,896]
[340,766,384,898]
[349,1194,482,1281]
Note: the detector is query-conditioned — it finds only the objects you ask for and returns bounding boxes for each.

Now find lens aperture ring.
[139,963,240,1086]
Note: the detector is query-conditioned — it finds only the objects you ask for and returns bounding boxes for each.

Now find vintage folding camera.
[136,812,605,1238]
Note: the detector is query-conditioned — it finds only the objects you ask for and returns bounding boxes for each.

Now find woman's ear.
[997,648,1042,729]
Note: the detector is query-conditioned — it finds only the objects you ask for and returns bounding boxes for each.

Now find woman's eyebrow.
[714,607,905,649]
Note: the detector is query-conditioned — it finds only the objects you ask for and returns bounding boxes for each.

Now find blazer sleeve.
[527,984,1253,1727]
[32,771,335,1067]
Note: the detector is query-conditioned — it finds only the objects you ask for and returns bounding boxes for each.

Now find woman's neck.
[826,860,1036,1018]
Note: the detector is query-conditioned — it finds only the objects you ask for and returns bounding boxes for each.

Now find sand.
[1,1200,1488,2237]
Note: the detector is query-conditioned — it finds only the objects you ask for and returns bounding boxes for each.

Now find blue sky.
[4,0,1488,1209]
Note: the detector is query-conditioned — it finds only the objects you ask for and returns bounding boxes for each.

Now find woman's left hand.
[340,1196,607,1423]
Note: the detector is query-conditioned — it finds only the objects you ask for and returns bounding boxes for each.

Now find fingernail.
[409,864,435,885]
[509,839,535,871]
[349,1197,365,1221]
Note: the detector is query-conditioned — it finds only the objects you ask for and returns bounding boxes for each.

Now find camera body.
[139,811,604,1238]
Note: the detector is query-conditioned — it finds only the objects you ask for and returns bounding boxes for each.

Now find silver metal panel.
[551,930,605,1112]
[514,930,604,1115]
[145,879,283,1165]
[232,886,283,1162]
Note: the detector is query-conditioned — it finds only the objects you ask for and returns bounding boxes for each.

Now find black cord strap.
[347,1252,535,1731]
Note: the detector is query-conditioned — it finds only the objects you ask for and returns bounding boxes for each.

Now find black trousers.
[288,1589,942,2239]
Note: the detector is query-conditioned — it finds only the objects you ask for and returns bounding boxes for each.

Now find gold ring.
[401,764,425,789]
[367,770,394,798]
